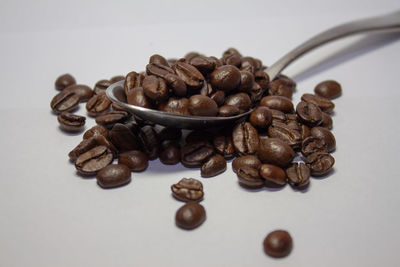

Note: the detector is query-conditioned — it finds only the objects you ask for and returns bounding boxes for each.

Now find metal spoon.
[107,10,400,129]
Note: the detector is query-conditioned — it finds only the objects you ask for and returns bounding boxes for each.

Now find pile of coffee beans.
[50,48,342,258]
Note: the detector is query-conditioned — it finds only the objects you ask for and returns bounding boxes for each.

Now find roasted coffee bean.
[232,155,261,173]
[222,47,242,58]
[213,134,235,159]
[184,52,201,62]
[118,150,148,172]
[109,123,141,152]
[63,84,94,102]
[126,87,153,108]
[224,93,252,113]
[232,122,259,155]
[201,154,227,178]
[305,152,335,176]
[146,62,175,79]
[222,53,241,67]
[188,95,218,116]
[164,73,187,97]
[189,55,216,74]
[75,145,113,176]
[93,79,111,95]
[181,140,214,168]
[138,125,159,160]
[270,109,286,122]
[321,112,333,129]
[250,83,263,101]
[218,105,240,117]
[175,202,206,230]
[171,178,204,202]
[268,121,302,148]
[159,140,181,165]
[286,162,310,188]
[199,81,213,97]
[257,138,295,168]
[96,164,131,188]
[57,112,85,132]
[55,73,76,91]
[260,164,287,186]
[124,71,145,94]
[260,96,294,113]
[110,75,125,83]
[149,54,170,67]
[310,127,336,152]
[296,101,323,127]
[208,56,223,68]
[314,80,342,99]
[172,61,205,88]
[301,93,335,113]
[254,70,270,91]
[86,92,111,116]
[238,71,255,93]
[185,130,214,144]
[83,125,109,140]
[237,166,264,188]
[158,97,190,115]
[276,74,297,90]
[158,127,182,142]
[301,136,327,157]
[241,56,262,72]
[210,65,241,92]
[95,111,130,128]
[142,75,169,101]
[300,124,311,140]
[249,106,272,129]
[263,230,293,258]
[50,90,80,114]
[210,90,225,106]
[268,80,293,99]
[69,135,116,162]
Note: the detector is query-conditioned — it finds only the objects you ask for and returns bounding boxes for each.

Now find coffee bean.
[237,166,264,188]
[142,75,169,101]
[310,127,336,152]
[321,112,333,129]
[270,109,286,122]
[276,74,297,89]
[257,138,295,168]
[263,230,293,258]
[314,80,342,99]
[210,65,241,92]
[184,52,201,62]
[305,152,335,176]
[237,71,255,93]
[95,111,130,128]
[149,54,170,67]
[213,134,235,159]
[232,155,261,173]
[57,112,85,132]
[68,136,117,162]
[164,73,187,97]
[83,125,109,140]
[159,140,181,165]
[124,71,145,94]
[93,79,111,95]
[158,97,190,115]
[301,136,327,157]
[222,53,242,67]
[199,81,213,97]
[296,101,323,127]
[109,123,141,152]
[96,164,131,188]
[181,140,214,168]
[249,106,272,129]
[55,73,76,91]
[268,79,293,99]
[268,121,302,148]
[218,105,240,117]
[63,84,94,102]
[118,150,148,172]
[158,127,182,142]
[301,93,335,113]
[138,125,159,160]
[146,62,175,79]
[222,47,242,58]
[224,93,252,113]
[201,154,227,178]
[175,202,206,230]
[189,55,216,74]
[232,122,259,155]
[286,162,310,188]
[75,145,114,176]
[260,164,287,186]
[126,87,154,109]
[110,75,125,83]
[260,96,294,113]
[210,90,225,106]
[50,90,80,114]
[171,178,204,202]
[188,95,218,116]
[254,70,270,91]
[86,92,112,116]
[172,61,205,89]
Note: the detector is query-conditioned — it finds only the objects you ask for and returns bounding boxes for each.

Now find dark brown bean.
[232,122,259,155]
[118,150,149,172]
[142,75,169,101]
[172,61,205,89]
[268,121,302,148]
[109,123,141,153]
[201,154,227,178]
[210,65,241,92]
[210,90,225,106]
[263,230,293,258]
[321,112,333,129]
[238,71,255,93]
[86,92,112,116]
[301,136,327,157]
[95,111,130,128]
[83,125,109,140]
[296,101,323,127]
[213,134,235,159]
[286,162,310,188]
[146,62,175,79]
[189,55,216,74]
[224,93,252,113]
[181,141,214,168]
[260,164,287,186]
[314,80,342,99]
[310,127,336,152]
[249,106,272,129]
[137,125,159,160]
[158,127,182,142]
[254,70,270,91]
[96,164,131,188]
[68,136,117,162]
[171,178,204,202]
[159,140,181,165]
[257,138,295,168]
[260,96,294,113]
[164,73,187,97]
[301,93,335,113]
[110,75,125,83]
[268,80,293,99]
[63,84,94,102]
[158,97,190,115]
[55,73,76,91]
[149,54,170,66]
[124,71,145,94]
[50,90,80,114]
[188,95,218,116]
[232,155,261,173]
[175,202,206,230]
[237,166,264,188]
[57,112,85,132]
[75,146,114,176]
[218,105,240,117]
[93,80,111,95]
[126,87,153,109]
[305,152,335,176]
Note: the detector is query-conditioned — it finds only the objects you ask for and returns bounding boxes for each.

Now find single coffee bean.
[268,79,293,99]
[75,145,113,176]
[175,202,206,230]
[201,154,227,178]
[222,53,241,67]
[138,125,159,160]
[254,70,270,91]
[238,70,255,93]
[257,138,295,168]
[126,87,154,109]
[321,112,333,129]
[158,127,182,142]
[260,96,294,113]
[218,105,240,117]
[68,136,117,162]
[50,90,80,114]
[314,80,342,99]
[237,166,264,188]
[286,162,310,188]
[110,75,125,83]
[241,56,262,72]
[171,178,204,202]
[118,150,148,172]
[310,127,336,152]
[268,121,302,148]
[208,56,223,68]
[222,47,242,58]
[146,62,175,79]
[263,230,293,258]
[142,75,169,101]
[189,55,216,74]
[93,79,111,95]
[83,125,109,140]
[124,71,145,94]
[95,111,130,129]
[232,122,259,155]
[181,140,214,168]
[109,123,141,152]
[158,97,190,115]
[301,136,327,157]
[232,155,261,173]
[250,83,263,101]
[260,164,287,186]
[210,65,241,92]
[63,84,94,102]
[96,164,131,189]
[159,140,181,165]
[210,90,225,106]
[213,134,235,159]
[93,135,118,156]
[296,101,323,127]
[249,106,272,129]
[57,112,85,132]
[276,74,297,90]
[301,93,335,113]
[164,73,187,97]
[172,61,205,89]
[55,73,76,91]
[149,54,170,67]
[305,152,335,176]
[188,95,218,116]
[224,93,252,113]
[86,92,112,116]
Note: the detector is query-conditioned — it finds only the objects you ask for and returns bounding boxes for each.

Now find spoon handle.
[266,10,400,80]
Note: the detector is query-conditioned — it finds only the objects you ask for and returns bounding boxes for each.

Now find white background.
[1,0,400,266]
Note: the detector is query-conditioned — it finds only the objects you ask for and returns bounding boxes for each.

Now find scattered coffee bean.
[321,112,333,129]
[305,152,335,176]
[301,93,335,113]
[86,92,112,116]
[138,125,159,160]
[188,95,218,116]
[181,140,214,168]
[224,93,252,113]
[260,95,294,113]
[260,164,287,186]
[257,138,295,168]
[314,80,342,99]
[95,111,130,128]
[249,106,272,129]
[96,164,131,188]
[213,133,235,159]
[268,121,302,148]
[50,90,80,114]
[201,154,227,177]
[268,79,293,99]
[55,73,76,91]
[75,145,114,176]
[232,122,259,155]
[310,127,336,152]
[83,125,109,140]
[296,101,323,127]
[286,162,310,188]
[124,71,145,94]
[110,75,125,83]
[109,123,141,152]
[63,84,94,102]
[118,150,148,172]
[263,230,293,258]
[175,202,206,230]
[171,178,204,202]
[159,141,181,165]
[232,155,262,173]
[210,65,241,92]
[218,105,240,117]
[237,166,264,188]
[93,80,111,95]
[57,112,85,132]
[301,136,327,157]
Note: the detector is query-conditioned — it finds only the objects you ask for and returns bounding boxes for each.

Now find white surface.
[1,0,400,266]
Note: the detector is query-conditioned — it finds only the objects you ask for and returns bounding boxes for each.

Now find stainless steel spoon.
[107,10,400,129]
